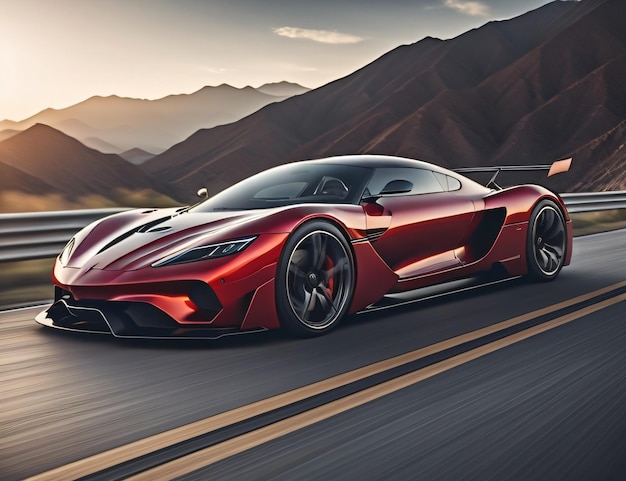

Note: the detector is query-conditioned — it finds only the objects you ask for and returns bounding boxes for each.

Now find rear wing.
[453,158,572,189]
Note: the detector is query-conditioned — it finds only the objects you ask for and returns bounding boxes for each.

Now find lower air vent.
[188,282,222,312]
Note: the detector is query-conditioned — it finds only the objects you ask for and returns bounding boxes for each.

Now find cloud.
[273,27,364,44]
[443,0,490,17]
[201,67,229,74]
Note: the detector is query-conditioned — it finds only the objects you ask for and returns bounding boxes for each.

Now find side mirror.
[379,180,413,195]
[197,187,208,198]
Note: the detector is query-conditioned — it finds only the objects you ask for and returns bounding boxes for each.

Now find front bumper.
[35,297,267,339]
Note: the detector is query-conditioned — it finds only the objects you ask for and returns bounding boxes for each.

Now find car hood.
[63,207,281,271]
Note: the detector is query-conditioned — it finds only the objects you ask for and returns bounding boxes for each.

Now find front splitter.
[35,302,268,340]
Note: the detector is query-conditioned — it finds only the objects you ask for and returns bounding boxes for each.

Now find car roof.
[294,154,491,195]
[298,154,455,174]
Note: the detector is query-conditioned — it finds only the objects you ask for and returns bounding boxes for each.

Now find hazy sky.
[1,0,558,121]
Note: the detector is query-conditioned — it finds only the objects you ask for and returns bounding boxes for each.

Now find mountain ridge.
[0,82,310,154]
[0,124,182,205]
[143,0,626,197]
[2,1,624,214]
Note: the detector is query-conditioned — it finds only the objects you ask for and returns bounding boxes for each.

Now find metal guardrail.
[0,191,624,262]
[0,208,128,262]
[560,191,626,213]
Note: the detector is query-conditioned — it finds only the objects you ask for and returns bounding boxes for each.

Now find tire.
[526,199,567,281]
[276,221,355,337]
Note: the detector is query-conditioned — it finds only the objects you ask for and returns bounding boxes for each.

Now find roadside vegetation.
[569,208,626,236]
[0,189,179,213]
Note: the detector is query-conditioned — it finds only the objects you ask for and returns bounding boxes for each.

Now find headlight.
[59,238,76,266]
[151,236,257,267]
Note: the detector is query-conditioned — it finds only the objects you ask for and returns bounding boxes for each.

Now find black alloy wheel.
[527,200,567,281]
[276,221,354,337]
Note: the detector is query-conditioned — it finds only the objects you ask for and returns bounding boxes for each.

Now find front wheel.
[526,200,566,281]
[276,221,354,337]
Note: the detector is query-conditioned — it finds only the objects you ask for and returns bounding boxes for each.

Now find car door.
[363,167,476,278]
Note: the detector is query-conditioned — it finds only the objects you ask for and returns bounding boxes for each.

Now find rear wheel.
[526,200,566,281]
[276,221,354,337]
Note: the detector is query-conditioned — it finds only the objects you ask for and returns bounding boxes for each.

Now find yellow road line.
[128,293,626,480]
[26,280,626,481]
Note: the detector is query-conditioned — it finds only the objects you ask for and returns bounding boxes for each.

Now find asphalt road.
[1,229,625,480]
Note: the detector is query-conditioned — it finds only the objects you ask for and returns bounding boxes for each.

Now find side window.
[254,182,308,199]
[366,168,445,196]
[447,175,461,191]
[433,171,462,192]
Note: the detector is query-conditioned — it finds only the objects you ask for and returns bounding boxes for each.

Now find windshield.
[190,163,372,212]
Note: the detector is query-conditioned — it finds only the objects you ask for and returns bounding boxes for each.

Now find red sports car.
[36,155,573,338]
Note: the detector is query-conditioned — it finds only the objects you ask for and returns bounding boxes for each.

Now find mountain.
[0,129,19,142]
[119,147,156,165]
[144,0,626,197]
[81,136,122,154]
[0,83,309,154]
[0,124,182,205]
[256,82,310,97]
[0,159,55,195]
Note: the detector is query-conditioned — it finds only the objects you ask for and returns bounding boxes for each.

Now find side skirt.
[361,270,521,313]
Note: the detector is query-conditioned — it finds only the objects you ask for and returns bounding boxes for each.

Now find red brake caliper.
[324,256,334,299]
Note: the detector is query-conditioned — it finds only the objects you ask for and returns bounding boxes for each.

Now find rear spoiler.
[453,158,572,189]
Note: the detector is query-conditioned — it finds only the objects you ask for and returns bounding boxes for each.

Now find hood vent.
[146,226,172,233]
[137,216,171,233]
[96,216,171,254]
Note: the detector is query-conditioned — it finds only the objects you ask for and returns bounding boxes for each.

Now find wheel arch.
[484,185,567,225]
[285,215,357,263]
